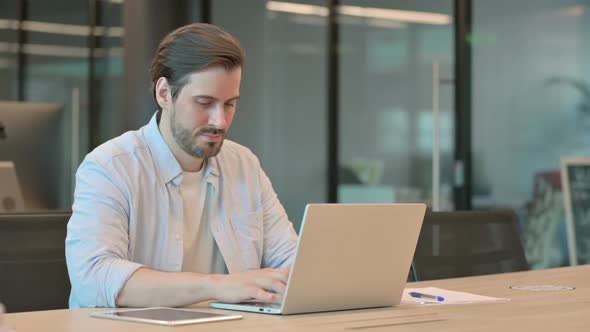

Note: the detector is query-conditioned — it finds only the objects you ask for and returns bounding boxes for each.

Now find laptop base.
[209,302,282,315]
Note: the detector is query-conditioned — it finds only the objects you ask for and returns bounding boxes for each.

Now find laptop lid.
[280,203,425,314]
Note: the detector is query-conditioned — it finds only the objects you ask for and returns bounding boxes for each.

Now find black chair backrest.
[412,209,529,281]
[0,212,71,312]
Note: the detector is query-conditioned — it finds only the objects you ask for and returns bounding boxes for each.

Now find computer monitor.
[0,102,67,211]
[0,161,25,212]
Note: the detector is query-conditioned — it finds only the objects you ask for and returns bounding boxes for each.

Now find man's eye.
[225,103,236,108]
[196,100,210,106]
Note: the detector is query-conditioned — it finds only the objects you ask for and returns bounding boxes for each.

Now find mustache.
[195,127,226,136]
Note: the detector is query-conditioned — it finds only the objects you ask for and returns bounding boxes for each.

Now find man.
[66,23,298,308]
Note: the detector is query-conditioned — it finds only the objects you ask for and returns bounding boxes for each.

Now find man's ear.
[155,77,172,110]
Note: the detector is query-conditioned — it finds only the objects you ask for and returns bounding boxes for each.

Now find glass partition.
[0,0,18,100]
[337,0,455,210]
[212,0,329,230]
[472,0,590,269]
[0,0,124,212]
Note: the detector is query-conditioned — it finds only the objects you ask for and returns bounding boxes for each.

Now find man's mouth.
[200,133,223,142]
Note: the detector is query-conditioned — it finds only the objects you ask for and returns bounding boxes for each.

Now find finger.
[254,268,288,285]
[252,288,276,303]
[264,268,289,284]
[255,278,286,295]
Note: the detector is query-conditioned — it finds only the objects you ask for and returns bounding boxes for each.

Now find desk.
[5,265,589,331]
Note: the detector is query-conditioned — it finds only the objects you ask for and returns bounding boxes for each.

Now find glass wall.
[0,0,124,212]
[337,0,455,210]
[209,0,458,228]
[0,0,18,100]
[94,0,125,143]
[212,0,329,231]
[472,0,590,269]
[23,0,89,209]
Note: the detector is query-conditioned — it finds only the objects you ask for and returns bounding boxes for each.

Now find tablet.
[90,307,243,326]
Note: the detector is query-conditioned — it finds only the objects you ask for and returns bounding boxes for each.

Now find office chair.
[0,212,71,312]
[411,209,529,281]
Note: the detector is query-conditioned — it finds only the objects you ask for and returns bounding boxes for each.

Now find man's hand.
[211,268,290,304]
[117,266,291,308]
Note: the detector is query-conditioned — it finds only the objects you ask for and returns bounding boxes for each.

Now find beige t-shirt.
[180,169,226,274]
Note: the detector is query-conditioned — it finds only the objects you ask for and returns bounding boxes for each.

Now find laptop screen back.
[280,203,425,314]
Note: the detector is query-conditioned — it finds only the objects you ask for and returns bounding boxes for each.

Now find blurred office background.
[0,0,589,270]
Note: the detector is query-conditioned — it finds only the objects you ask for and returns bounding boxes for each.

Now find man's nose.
[208,104,226,128]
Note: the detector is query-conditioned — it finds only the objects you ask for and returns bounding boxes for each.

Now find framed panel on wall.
[561,157,590,266]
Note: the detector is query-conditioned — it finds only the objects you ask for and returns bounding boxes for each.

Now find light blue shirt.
[66,112,298,308]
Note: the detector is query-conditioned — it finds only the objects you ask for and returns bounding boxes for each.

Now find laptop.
[210,203,426,315]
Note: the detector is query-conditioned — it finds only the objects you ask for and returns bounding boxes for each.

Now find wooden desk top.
[4,265,589,331]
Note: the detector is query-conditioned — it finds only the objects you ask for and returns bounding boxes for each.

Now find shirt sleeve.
[257,163,298,269]
[65,157,144,308]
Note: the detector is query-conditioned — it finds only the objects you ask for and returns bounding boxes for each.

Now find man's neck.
[177,155,205,173]
[158,113,205,173]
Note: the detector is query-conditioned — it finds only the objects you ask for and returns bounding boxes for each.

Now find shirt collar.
[143,111,219,186]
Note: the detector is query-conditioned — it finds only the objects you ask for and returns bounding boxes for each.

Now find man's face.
[167,66,241,159]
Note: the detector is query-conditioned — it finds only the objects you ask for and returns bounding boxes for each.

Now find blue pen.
[409,292,445,302]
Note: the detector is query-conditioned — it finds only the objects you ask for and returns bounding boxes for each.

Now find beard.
[169,109,226,159]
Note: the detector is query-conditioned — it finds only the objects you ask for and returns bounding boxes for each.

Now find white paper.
[402,287,510,305]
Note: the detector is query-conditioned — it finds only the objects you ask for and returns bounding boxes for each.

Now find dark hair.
[150,23,245,110]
